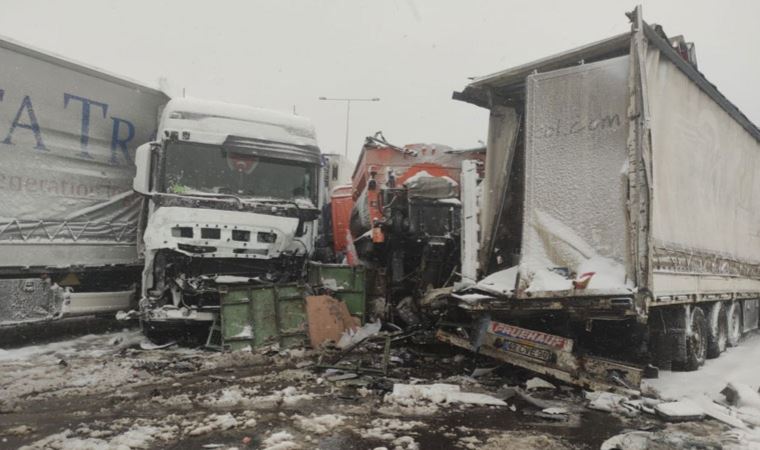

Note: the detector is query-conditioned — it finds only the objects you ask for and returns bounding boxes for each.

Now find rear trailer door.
[518,56,634,298]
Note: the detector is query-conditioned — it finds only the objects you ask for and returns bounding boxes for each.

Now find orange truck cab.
[346,133,484,324]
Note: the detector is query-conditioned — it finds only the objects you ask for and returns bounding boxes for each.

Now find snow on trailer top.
[0,34,166,96]
[159,98,320,154]
[454,21,760,143]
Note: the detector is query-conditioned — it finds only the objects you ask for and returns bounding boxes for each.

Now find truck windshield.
[163,142,316,203]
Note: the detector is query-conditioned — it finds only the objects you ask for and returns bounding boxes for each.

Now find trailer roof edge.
[464,33,631,92]
[641,22,760,142]
[454,23,760,143]
[0,34,169,99]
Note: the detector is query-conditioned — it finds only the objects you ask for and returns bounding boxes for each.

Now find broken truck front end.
[132,98,322,342]
[348,133,485,326]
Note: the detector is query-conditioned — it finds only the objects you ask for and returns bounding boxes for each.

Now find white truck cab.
[133,98,322,341]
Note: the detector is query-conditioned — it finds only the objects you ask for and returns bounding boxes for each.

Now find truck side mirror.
[133,143,153,195]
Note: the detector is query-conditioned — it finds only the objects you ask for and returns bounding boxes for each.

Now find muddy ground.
[0,320,750,450]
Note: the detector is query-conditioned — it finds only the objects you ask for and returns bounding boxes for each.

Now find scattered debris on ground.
[3,327,760,449]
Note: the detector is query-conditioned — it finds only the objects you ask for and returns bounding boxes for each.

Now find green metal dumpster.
[218,283,307,351]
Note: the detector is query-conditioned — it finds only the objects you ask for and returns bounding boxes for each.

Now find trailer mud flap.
[437,320,642,391]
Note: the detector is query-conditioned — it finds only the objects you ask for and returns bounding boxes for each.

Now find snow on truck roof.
[159,98,321,161]
[454,23,760,143]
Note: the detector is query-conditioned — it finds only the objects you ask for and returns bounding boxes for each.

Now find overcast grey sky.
[1,0,757,162]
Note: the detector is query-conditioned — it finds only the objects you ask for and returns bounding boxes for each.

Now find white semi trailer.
[0,36,168,326]
[440,7,760,388]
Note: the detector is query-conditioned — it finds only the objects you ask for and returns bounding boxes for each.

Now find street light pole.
[318,96,380,157]
[344,100,351,157]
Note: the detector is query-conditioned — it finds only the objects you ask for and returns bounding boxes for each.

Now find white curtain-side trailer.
[0,36,168,326]
[440,7,760,389]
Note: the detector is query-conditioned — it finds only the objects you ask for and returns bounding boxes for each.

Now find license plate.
[502,340,553,361]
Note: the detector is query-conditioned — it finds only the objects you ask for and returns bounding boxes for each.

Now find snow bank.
[387,383,461,405]
[201,386,257,408]
[474,266,518,296]
[294,413,346,434]
[249,386,316,409]
[261,431,300,450]
[0,329,141,362]
[187,413,239,436]
[20,424,177,450]
[644,334,760,401]
[643,334,760,448]
[386,383,505,407]
[525,268,573,292]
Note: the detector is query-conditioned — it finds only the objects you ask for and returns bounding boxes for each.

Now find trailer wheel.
[684,307,707,370]
[706,303,727,359]
[727,302,742,347]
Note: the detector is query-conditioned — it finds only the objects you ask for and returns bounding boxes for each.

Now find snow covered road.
[0,328,625,449]
[2,328,760,449]
[645,333,760,402]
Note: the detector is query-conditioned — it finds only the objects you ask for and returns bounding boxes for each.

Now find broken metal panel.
[460,160,480,283]
[437,319,642,391]
[480,106,520,275]
[307,262,367,323]
[219,283,307,351]
[305,295,356,348]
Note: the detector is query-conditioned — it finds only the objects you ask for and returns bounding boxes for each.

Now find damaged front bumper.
[452,292,643,321]
[141,304,217,323]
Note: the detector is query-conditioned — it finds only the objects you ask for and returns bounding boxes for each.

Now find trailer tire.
[684,307,708,371]
[706,303,728,359]
[727,302,742,347]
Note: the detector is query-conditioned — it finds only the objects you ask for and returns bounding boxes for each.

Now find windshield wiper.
[154,191,243,209]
